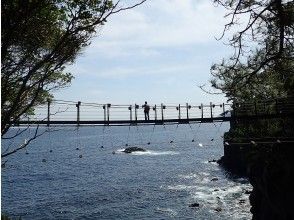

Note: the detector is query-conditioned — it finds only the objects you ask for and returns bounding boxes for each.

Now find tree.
[1,0,146,157]
[210,3,294,219]
[209,0,294,102]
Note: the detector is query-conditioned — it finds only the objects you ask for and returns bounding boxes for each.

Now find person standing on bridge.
[142,101,150,121]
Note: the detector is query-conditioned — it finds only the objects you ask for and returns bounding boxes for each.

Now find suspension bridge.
[3,97,294,159]
[16,97,294,126]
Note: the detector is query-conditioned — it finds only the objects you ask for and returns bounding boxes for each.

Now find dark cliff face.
[248,143,294,220]
[220,118,294,219]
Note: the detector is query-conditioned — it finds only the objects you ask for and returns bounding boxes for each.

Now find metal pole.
[129,105,132,121]
[47,99,51,127]
[161,103,164,122]
[135,103,138,121]
[201,104,204,119]
[210,102,213,118]
[107,104,111,122]
[222,103,225,118]
[76,101,81,126]
[186,103,189,120]
[178,104,181,120]
[154,105,157,120]
[103,105,106,122]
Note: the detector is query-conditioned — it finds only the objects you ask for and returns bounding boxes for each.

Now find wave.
[115,149,179,156]
[155,207,178,216]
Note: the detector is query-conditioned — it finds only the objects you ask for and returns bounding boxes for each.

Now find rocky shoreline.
[219,139,294,220]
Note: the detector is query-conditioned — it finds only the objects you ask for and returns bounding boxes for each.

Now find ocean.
[1,123,252,219]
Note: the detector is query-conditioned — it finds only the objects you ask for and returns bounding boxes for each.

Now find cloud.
[87,0,228,58]
[60,0,231,104]
[67,60,209,80]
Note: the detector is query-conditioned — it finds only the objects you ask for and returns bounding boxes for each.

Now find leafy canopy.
[210,0,294,102]
[1,0,146,136]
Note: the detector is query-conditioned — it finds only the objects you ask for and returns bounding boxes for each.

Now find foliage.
[210,0,294,102]
[1,0,146,137]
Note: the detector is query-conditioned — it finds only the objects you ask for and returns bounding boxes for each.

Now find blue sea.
[1,123,252,219]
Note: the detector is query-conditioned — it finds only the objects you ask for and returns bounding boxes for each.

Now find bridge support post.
[186,103,189,120]
[154,105,157,120]
[178,104,181,120]
[103,105,106,122]
[135,104,138,121]
[47,99,51,127]
[129,105,132,121]
[201,104,204,119]
[76,101,81,126]
[210,102,213,118]
[107,104,111,123]
[161,103,165,122]
[222,103,225,118]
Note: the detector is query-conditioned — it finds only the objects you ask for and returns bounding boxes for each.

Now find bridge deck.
[15,113,293,126]
[13,98,294,126]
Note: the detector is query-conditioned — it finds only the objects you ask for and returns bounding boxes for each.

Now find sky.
[54,0,234,106]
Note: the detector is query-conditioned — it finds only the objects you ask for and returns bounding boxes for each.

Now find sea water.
[1,123,252,219]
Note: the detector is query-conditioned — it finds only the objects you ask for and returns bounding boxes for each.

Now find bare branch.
[112,0,147,14]
[198,84,223,95]
[1,125,44,158]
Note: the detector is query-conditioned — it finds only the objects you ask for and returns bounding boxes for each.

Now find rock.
[76,148,79,150]
[101,146,104,148]
[214,189,219,192]
[112,151,116,154]
[209,159,218,163]
[244,190,251,194]
[211,177,218,181]
[79,155,83,158]
[123,147,146,154]
[42,159,46,162]
[239,199,246,204]
[189,203,200,208]
[214,207,222,212]
[49,150,53,153]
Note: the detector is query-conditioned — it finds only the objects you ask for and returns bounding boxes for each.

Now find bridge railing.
[17,98,293,125]
[233,98,294,117]
[18,100,233,125]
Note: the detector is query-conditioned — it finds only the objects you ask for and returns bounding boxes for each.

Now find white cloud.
[60,0,231,104]
[67,61,207,79]
[87,0,228,57]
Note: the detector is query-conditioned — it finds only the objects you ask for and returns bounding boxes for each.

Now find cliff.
[248,142,294,220]
[219,118,294,219]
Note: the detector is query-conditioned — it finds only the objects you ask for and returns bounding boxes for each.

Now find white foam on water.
[200,177,212,184]
[129,150,179,156]
[178,173,199,179]
[192,191,217,203]
[115,148,179,156]
[179,172,211,180]
[219,185,243,196]
[155,207,177,216]
[199,172,210,176]
[167,185,197,190]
